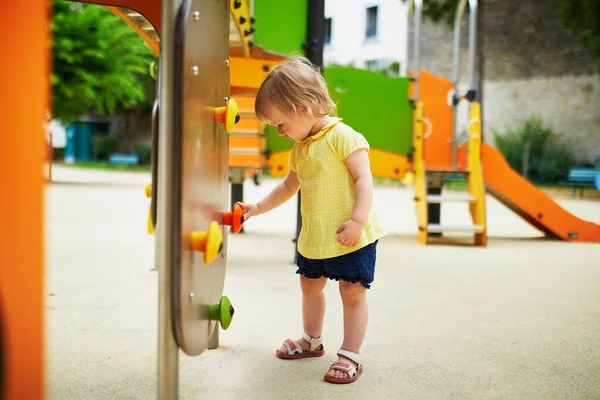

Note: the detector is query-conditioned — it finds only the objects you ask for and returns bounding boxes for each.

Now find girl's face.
[261,102,315,142]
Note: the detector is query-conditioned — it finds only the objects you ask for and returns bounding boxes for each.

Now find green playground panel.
[252,0,309,155]
[324,67,413,156]
[252,1,413,157]
[265,67,414,155]
[253,1,308,55]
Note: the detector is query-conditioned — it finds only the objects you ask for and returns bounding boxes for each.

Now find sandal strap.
[301,332,323,352]
[282,338,303,355]
[337,348,361,366]
[329,361,357,377]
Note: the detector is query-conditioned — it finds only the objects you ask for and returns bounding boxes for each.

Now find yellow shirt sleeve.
[288,144,298,172]
[331,125,370,160]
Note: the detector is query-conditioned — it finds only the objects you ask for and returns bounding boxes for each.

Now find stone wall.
[414,0,599,163]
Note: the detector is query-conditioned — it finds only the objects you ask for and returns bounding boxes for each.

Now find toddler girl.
[236,56,385,384]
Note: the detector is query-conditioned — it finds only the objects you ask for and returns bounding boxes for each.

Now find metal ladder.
[408,0,486,246]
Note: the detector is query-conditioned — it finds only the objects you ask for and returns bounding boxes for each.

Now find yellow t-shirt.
[289,118,386,259]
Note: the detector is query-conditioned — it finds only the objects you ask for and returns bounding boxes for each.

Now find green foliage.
[50,1,156,123]
[133,144,152,165]
[375,62,402,77]
[420,0,460,26]
[92,135,120,160]
[52,147,65,161]
[554,0,600,74]
[401,0,460,26]
[58,160,150,172]
[389,61,401,75]
[492,117,576,183]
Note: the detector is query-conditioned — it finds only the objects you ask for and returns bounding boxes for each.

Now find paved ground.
[46,166,600,400]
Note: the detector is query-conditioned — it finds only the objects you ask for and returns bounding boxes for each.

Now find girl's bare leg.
[278,276,328,354]
[325,281,367,379]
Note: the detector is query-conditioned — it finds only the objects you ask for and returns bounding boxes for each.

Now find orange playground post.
[0,1,48,399]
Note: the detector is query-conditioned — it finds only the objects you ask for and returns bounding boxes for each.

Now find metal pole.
[451,0,467,169]
[403,1,412,77]
[230,168,245,234]
[476,0,485,142]
[467,0,478,92]
[452,0,465,89]
[207,325,219,350]
[48,132,53,182]
[412,0,422,102]
[294,0,325,259]
[157,0,180,398]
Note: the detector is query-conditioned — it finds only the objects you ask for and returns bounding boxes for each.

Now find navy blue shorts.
[295,240,378,289]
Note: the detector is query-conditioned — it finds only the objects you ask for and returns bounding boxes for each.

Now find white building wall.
[46,120,67,148]
[323,0,408,72]
[322,1,599,163]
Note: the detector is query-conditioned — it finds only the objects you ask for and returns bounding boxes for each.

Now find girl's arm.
[236,170,300,220]
[345,148,373,224]
[256,170,300,214]
[336,148,373,247]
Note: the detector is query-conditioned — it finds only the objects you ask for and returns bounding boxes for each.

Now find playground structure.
[249,0,600,246]
[45,0,600,246]
[2,1,600,400]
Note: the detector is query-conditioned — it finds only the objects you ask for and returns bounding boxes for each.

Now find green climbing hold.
[208,296,234,330]
[149,61,158,80]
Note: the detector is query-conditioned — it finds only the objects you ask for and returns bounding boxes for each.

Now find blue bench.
[563,168,600,198]
[108,153,139,165]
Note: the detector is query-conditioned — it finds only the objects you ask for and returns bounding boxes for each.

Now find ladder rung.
[229,148,262,154]
[427,224,484,233]
[230,130,263,136]
[426,194,475,203]
[426,170,469,174]
[239,109,256,117]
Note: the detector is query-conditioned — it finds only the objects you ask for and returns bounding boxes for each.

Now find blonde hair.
[255,55,337,121]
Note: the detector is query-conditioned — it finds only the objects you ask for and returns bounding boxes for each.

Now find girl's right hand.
[235,202,260,221]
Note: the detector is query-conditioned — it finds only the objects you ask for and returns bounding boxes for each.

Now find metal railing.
[451,0,478,169]
[404,0,423,102]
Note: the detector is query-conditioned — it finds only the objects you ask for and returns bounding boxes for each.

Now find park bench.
[562,168,600,198]
[108,153,139,166]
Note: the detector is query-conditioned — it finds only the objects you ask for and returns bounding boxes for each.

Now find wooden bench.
[562,168,600,198]
[108,153,139,165]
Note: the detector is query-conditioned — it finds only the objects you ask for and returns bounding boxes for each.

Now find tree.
[50,1,156,123]
[554,0,600,74]
[420,0,462,26]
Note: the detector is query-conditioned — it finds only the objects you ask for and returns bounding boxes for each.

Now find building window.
[365,59,382,71]
[366,6,378,39]
[325,18,332,44]
[365,59,391,71]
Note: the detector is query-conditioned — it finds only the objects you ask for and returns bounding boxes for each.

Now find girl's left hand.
[336,219,364,247]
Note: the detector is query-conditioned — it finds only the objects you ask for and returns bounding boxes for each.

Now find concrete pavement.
[46,166,600,399]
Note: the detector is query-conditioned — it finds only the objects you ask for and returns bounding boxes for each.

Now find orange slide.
[460,144,600,242]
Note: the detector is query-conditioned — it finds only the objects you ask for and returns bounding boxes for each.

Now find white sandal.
[275,332,325,359]
[324,348,363,384]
